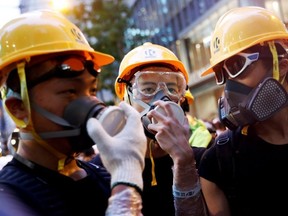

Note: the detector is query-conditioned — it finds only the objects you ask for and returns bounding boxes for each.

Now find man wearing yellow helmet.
[199,6,288,216]
[112,42,207,215]
[0,10,147,215]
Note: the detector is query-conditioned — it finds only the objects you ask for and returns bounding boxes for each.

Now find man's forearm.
[173,163,207,216]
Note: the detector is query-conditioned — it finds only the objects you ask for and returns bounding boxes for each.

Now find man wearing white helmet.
[0,10,147,215]
[112,42,208,215]
[199,6,288,216]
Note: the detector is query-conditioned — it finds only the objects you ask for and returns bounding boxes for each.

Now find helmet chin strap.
[268,41,279,81]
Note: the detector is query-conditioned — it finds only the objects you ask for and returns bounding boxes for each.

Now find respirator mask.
[63,97,126,150]
[219,78,288,130]
[129,71,186,140]
[28,96,126,152]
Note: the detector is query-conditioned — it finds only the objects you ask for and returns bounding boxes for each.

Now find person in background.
[0,154,12,170]
[187,115,213,148]
[113,42,207,216]
[0,129,18,170]
[0,10,147,215]
[183,94,213,149]
[199,6,288,216]
[0,100,16,156]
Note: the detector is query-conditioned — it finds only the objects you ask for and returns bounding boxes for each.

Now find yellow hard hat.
[201,6,288,77]
[0,9,114,86]
[115,42,189,100]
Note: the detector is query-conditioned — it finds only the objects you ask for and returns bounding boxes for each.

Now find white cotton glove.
[86,101,147,190]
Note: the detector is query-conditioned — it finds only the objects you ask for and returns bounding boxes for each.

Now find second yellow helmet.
[115,42,189,100]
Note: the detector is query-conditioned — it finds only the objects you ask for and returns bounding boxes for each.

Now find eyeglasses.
[214,52,259,85]
[27,57,99,89]
[131,71,187,101]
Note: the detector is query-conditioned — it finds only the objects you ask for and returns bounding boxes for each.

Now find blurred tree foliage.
[66,0,133,104]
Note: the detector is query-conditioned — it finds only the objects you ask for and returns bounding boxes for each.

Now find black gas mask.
[29,96,126,152]
[127,70,187,140]
[219,77,288,130]
[63,97,126,151]
[140,90,185,140]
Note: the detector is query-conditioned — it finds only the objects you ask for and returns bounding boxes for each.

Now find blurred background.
[0,0,287,156]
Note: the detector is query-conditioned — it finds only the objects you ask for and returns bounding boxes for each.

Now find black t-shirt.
[0,156,111,216]
[91,147,206,216]
[199,129,288,216]
[142,155,174,216]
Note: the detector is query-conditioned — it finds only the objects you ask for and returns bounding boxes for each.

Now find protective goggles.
[213,52,259,85]
[131,71,187,101]
[28,57,99,89]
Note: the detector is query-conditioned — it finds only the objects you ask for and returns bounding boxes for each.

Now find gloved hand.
[86,101,147,190]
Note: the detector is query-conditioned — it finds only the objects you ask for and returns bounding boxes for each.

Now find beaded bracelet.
[172,181,201,198]
[112,181,143,196]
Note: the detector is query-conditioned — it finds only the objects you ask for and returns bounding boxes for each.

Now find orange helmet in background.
[201,6,288,77]
[115,42,189,100]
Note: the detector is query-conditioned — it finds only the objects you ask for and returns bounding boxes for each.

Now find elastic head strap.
[18,62,32,128]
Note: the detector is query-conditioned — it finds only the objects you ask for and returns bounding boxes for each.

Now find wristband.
[112,181,143,196]
[172,181,201,198]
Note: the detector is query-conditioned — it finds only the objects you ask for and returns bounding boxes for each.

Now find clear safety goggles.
[213,52,259,85]
[28,57,99,89]
[131,71,187,101]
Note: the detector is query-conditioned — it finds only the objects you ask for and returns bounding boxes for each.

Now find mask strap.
[20,129,81,140]
[21,102,81,140]
[127,89,151,116]
[32,102,75,127]
[268,41,279,81]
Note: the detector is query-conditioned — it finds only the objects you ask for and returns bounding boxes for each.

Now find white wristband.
[172,181,201,198]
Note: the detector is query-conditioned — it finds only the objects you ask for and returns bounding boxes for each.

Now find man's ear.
[4,97,28,120]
